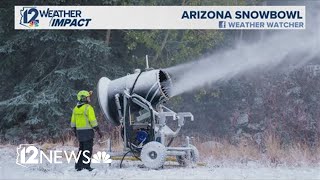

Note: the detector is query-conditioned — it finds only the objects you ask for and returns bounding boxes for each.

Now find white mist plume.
[167,3,320,96]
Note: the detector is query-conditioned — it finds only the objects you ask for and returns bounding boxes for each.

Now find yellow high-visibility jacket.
[71,104,98,141]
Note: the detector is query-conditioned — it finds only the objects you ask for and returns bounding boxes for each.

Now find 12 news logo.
[16,144,112,167]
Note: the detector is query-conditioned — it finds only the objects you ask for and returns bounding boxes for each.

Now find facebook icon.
[219,21,226,28]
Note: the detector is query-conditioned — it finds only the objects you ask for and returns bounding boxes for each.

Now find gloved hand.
[72,127,77,137]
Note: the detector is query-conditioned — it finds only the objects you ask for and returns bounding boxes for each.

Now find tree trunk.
[105,29,111,46]
[154,30,169,62]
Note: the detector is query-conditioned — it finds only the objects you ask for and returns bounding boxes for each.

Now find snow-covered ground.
[1,146,319,179]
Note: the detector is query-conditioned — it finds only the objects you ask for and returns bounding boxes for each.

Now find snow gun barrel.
[97,69,172,126]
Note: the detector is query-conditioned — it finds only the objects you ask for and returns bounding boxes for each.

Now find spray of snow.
[167,4,320,96]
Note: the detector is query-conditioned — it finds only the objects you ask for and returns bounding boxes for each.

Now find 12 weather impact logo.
[16,144,112,167]
[20,7,39,28]
[19,7,92,28]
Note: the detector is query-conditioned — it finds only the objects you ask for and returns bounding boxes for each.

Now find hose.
[130,71,143,95]
[119,151,131,168]
[120,71,143,169]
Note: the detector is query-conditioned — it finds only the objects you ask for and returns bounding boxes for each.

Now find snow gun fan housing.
[97,69,172,126]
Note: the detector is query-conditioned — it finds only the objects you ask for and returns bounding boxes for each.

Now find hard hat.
[77,90,93,101]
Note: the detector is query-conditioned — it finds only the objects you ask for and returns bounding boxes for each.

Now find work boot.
[85,167,94,171]
[76,168,83,171]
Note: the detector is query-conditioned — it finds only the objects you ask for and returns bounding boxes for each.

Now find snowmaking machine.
[97,59,199,169]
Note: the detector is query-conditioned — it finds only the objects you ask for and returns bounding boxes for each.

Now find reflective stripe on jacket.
[70,104,98,142]
[70,104,98,129]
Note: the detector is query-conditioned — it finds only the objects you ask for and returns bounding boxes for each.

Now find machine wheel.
[176,144,199,167]
[141,141,167,169]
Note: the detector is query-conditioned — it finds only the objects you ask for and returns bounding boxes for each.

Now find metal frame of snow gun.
[105,89,199,169]
[97,57,199,169]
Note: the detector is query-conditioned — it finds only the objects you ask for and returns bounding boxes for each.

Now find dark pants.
[75,139,93,169]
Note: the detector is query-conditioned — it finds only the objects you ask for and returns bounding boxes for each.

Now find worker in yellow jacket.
[71,90,103,171]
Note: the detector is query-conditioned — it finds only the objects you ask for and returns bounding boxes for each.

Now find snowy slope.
[1,146,319,179]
